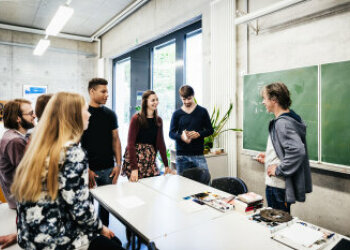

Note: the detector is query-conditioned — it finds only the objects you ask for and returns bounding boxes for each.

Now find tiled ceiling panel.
[0,0,134,36]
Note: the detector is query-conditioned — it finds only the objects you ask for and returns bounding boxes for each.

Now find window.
[152,40,176,148]
[112,20,202,162]
[114,58,131,149]
[185,29,202,104]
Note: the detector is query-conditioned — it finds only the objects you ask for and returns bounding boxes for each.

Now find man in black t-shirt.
[81,78,122,226]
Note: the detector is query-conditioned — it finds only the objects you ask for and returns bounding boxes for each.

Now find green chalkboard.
[321,61,350,166]
[243,66,318,161]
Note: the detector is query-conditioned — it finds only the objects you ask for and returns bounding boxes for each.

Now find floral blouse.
[17,143,102,249]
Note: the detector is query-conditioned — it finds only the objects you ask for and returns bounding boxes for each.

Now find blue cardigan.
[169,105,214,156]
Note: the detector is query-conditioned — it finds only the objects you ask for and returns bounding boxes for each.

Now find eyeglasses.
[21,111,35,116]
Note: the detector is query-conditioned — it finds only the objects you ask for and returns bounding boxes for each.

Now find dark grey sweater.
[269,110,312,203]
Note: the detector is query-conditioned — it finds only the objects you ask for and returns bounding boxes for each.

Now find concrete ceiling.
[0,0,135,37]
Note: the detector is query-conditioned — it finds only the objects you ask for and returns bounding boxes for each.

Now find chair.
[211,177,248,195]
[0,187,6,203]
[147,242,157,250]
[182,168,211,185]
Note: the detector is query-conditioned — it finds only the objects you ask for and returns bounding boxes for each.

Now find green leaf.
[210,106,216,123]
[205,103,242,148]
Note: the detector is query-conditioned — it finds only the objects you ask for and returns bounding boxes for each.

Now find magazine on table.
[190,192,235,212]
[271,220,337,250]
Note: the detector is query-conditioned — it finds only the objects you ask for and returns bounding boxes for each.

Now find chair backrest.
[211,177,248,195]
[0,186,6,203]
[182,168,211,185]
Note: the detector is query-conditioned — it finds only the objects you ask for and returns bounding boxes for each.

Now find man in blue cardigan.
[169,85,214,175]
[256,82,312,213]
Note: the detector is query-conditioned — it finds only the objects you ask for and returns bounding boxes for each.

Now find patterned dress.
[17,143,102,250]
[122,143,160,179]
[121,114,168,179]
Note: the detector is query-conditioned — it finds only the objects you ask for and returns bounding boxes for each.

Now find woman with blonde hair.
[11,92,123,250]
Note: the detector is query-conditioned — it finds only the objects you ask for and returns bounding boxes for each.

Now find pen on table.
[226,196,235,202]
[327,233,335,239]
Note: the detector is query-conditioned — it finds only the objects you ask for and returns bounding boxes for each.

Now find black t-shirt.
[81,106,118,171]
[135,118,158,147]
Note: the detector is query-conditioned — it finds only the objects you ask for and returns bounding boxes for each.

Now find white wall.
[102,0,241,175]
[0,29,98,102]
[101,0,350,236]
[236,0,350,236]
[101,0,212,108]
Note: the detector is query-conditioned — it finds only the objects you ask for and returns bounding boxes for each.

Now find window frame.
[112,20,202,115]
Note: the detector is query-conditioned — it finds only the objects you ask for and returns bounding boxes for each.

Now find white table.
[139,175,231,201]
[90,180,223,243]
[92,175,348,250]
[153,212,290,250]
[0,203,21,250]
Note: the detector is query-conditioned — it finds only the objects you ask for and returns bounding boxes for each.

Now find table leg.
[131,231,136,250]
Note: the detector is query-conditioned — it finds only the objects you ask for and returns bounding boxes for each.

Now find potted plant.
[204,103,242,154]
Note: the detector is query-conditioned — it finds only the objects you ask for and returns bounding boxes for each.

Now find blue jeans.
[265,186,291,213]
[176,155,208,175]
[94,168,113,226]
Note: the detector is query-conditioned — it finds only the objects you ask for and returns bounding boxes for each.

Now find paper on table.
[276,223,323,247]
[117,196,145,209]
[178,200,206,213]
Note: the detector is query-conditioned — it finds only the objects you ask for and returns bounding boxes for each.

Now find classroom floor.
[109,215,148,250]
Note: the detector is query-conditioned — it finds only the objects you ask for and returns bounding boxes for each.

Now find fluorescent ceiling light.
[46,6,74,36]
[33,39,50,56]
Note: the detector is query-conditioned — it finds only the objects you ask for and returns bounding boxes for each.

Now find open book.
[272,221,336,250]
[191,192,235,212]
